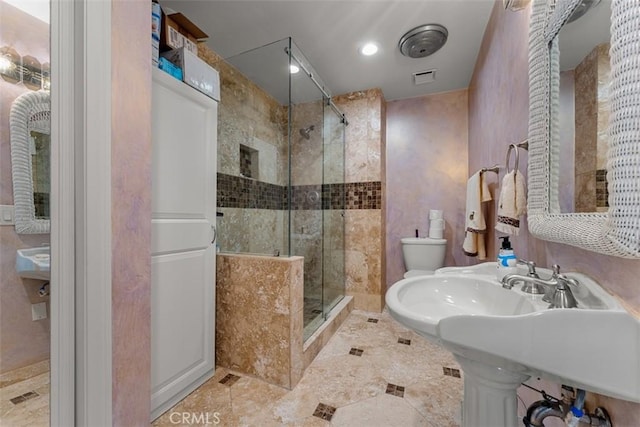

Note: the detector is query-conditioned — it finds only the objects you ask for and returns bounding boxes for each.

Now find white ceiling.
[558,0,610,71]
[162,0,496,102]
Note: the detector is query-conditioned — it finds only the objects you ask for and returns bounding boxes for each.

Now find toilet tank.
[401,237,447,271]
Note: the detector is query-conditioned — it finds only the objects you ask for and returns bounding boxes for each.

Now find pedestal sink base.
[455,355,530,427]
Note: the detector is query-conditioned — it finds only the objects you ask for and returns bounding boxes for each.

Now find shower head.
[299,125,315,140]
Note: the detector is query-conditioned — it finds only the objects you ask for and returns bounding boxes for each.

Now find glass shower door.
[289,64,325,339]
[288,39,346,340]
[322,105,345,316]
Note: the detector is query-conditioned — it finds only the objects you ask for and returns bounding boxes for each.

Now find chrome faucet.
[501,263,580,308]
[501,260,547,294]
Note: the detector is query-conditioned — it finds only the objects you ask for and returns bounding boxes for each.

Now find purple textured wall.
[468,1,640,424]
[386,90,469,287]
[0,2,51,374]
[111,0,152,424]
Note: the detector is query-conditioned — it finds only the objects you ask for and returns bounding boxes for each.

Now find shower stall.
[216,38,347,340]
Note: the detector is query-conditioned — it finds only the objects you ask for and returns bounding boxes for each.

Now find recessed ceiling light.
[360,43,379,56]
[289,64,300,74]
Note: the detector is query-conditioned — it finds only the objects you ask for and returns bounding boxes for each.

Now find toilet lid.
[401,237,446,245]
[403,270,435,278]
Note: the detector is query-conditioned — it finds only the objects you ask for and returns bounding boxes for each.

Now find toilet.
[401,237,447,278]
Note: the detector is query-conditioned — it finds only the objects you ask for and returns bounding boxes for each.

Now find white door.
[150,68,218,420]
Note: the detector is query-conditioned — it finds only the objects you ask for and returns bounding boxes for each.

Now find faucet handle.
[518,259,539,278]
[549,282,578,309]
[556,274,579,288]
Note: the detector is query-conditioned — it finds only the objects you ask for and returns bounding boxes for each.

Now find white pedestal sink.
[16,246,50,280]
[386,263,640,427]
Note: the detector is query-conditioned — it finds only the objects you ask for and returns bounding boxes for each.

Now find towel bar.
[481,165,500,174]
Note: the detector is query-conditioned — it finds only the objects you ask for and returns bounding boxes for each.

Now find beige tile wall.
[574,45,598,212]
[215,254,304,389]
[199,45,289,255]
[335,90,386,312]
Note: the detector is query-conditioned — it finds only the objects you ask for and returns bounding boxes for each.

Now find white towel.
[463,170,492,259]
[495,171,527,235]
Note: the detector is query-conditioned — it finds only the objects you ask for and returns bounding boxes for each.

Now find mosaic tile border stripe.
[217,173,382,210]
[596,168,609,208]
[217,173,285,210]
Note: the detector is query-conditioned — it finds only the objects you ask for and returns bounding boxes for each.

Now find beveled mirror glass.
[528,0,640,257]
[10,90,51,234]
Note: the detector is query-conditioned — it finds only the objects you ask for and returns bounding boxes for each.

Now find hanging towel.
[495,170,527,235]
[463,170,492,259]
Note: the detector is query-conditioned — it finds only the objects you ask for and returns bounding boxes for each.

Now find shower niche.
[239,144,259,179]
[215,37,347,340]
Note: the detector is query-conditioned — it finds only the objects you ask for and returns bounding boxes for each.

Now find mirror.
[528,0,640,257]
[556,0,611,213]
[10,90,51,234]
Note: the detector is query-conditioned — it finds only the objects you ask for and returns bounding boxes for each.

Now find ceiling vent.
[413,69,436,85]
[399,24,448,58]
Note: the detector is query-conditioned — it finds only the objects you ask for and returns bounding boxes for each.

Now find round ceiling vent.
[398,24,448,58]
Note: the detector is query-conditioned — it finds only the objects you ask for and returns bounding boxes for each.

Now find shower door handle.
[210,224,217,245]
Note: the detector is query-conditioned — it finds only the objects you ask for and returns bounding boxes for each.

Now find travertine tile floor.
[154,309,464,426]
[0,310,463,427]
[0,360,49,427]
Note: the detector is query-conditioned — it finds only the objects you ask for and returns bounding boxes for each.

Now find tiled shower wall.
[198,45,289,256]
[215,254,304,389]
[335,90,386,312]
[573,43,610,212]
[199,45,386,312]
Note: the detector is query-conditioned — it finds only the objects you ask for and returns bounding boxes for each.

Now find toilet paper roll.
[430,218,445,229]
[428,228,444,239]
[429,209,444,220]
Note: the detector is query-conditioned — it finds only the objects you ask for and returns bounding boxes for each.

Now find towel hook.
[506,143,519,175]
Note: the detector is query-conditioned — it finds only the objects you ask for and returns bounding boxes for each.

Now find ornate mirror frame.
[528,0,640,257]
[10,90,51,234]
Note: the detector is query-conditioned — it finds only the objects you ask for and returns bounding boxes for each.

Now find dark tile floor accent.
[349,347,364,357]
[386,383,406,398]
[219,373,241,386]
[398,338,411,345]
[9,391,39,405]
[313,402,337,421]
[443,367,461,378]
[367,318,379,323]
